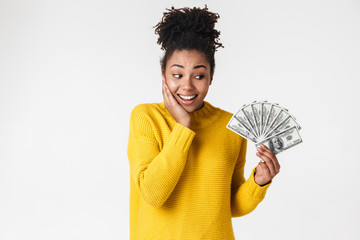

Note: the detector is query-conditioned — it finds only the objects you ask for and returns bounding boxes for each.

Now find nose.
[181,76,194,91]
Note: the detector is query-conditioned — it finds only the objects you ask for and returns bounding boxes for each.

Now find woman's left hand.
[254,144,280,186]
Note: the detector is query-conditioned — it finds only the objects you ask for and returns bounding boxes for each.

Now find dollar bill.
[262,104,282,137]
[234,108,257,138]
[261,102,272,136]
[262,108,290,138]
[251,101,262,137]
[242,104,259,137]
[228,101,302,155]
[265,115,301,139]
[227,117,257,143]
[256,126,302,155]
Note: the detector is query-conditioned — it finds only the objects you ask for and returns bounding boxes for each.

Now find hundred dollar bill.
[256,126,302,155]
[262,108,290,138]
[261,102,272,136]
[234,108,257,138]
[242,104,259,137]
[251,101,262,137]
[262,104,282,137]
[265,115,301,139]
[227,117,257,143]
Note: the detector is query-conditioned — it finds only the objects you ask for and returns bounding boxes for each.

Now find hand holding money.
[227,101,301,186]
[254,144,280,186]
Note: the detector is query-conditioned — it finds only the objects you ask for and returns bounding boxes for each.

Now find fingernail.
[257,147,262,151]
[261,144,265,148]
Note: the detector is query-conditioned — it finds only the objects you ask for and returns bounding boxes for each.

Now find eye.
[173,74,182,79]
[195,75,205,80]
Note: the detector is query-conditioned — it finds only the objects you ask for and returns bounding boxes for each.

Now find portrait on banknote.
[268,136,284,154]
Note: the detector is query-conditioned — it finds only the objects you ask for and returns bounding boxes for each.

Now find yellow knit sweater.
[127,101,271,240]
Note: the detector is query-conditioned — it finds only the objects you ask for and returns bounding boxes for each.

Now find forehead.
[167,49,210,68]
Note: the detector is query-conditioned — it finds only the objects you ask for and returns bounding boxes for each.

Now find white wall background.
[1,0,359,239]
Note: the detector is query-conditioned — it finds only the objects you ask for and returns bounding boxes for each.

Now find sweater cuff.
[244,168,271,200]
[167,123,196,153]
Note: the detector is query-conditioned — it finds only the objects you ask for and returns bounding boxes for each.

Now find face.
[162,49,212,113]
[272,137,281,149]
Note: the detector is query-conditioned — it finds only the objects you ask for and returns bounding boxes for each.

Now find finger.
[162,80,175,110]
[260,144,278,158]
[258,153,277,177]
[164,82,176,103]
[258,162,272,180]
[162,79,169,104]
[272,156,280,172]
[162,79,171,99]
[164,83,182,107]
[162,76,171,96]
[256,151,277,176]
[258,146,280,172]
[260,144,280,171]
[162,78,166,98]
[260,144,275,156]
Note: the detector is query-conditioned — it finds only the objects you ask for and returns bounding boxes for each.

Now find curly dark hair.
[154,5,224,76]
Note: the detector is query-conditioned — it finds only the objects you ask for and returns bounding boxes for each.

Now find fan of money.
[227,101,302,155]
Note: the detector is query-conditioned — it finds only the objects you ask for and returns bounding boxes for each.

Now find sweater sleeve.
[127,107,196,208]
[231,138,271,217]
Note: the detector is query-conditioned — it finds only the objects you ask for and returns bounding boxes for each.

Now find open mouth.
[177,94,198,105]
[178,94,198,100]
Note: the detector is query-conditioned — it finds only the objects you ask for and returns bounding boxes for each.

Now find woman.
[127,6,280,239]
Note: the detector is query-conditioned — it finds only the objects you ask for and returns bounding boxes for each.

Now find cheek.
[165,79,178,93]
[196,81,210,94]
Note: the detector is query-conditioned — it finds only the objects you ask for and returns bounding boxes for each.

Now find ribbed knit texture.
[127,101,271,240]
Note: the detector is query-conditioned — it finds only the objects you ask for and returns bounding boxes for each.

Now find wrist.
[178,120,190,128]
[254,177,271,186]
[254,172,271,186]
[257,180,271,187]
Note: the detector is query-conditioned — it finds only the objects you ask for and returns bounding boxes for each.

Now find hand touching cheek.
[162,77,191,128]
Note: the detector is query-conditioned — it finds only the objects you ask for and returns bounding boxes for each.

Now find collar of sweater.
[158,101,222,129]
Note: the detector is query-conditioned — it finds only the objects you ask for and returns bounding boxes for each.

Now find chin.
[182,103,202,113]
[180,105,193,113]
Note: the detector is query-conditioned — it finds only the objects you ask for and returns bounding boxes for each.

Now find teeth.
[179,95,197,100]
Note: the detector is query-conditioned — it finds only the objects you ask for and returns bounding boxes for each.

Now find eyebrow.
[170,64,207,70]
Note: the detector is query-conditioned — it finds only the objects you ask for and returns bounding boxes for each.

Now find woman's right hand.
[162,77,191,128]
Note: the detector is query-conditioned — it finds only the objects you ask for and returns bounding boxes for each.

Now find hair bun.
[154,5,223,52]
